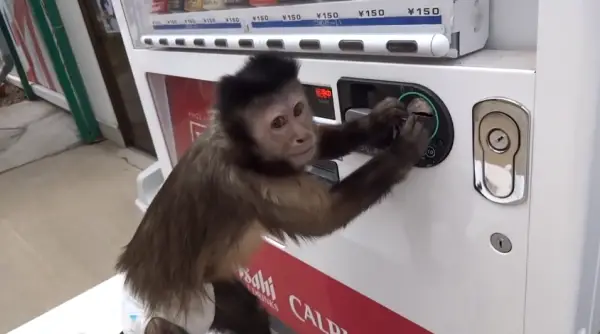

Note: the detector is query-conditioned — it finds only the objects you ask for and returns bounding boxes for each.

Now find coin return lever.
[472,98,531,205]
[337,78,455,168]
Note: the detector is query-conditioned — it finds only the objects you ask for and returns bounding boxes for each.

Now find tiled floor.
[0,139,150,332]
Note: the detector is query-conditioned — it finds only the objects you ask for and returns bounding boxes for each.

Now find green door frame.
[28,0,102,144]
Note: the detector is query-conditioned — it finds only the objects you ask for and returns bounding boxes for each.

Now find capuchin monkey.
[117,52,434,334]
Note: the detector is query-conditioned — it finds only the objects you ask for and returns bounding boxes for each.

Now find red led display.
[315,87,333,100]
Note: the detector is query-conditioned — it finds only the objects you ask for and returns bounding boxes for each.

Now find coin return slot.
[143,38,153,45]
[175,38,185,46]
[299,39,321,50]
[193,38,205,47]
[214,39,228,47]
[338,40,364,51]
[386,40,418,53]
[472,99,531,205]
[158,38,168,46]
[266,39,284,49]
[238,39,254,48]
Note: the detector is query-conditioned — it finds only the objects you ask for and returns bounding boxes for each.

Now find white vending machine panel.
[120,0,489,58]
[127,55,534,333]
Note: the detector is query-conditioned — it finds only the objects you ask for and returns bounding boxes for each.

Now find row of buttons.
[143,37,419,53]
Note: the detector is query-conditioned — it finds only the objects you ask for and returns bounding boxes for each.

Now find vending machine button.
[214,39,228,47]
[299,39,321,50]
[238,39,254,48]
[386,40,418,53]
[266,39,284,49]
[339,40,364,51]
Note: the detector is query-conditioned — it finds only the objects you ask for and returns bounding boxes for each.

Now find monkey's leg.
[145,317,190,334]
[210,280,271,334]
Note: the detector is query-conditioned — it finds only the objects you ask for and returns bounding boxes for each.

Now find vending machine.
[112,0,600,333]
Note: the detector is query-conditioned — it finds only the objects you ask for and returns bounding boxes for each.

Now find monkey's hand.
[369,97,409,123]
[389,113,431,164]
[366,97,409,150]
[316,97,407,160]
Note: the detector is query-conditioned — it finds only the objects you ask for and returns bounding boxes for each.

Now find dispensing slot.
[307,160,340,186]
[472,98,530,205]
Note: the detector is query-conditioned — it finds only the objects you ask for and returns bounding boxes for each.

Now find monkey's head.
[216,52,317,175]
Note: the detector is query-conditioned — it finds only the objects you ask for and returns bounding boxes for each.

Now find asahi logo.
[289,295,348,334]
[239,268,279,311]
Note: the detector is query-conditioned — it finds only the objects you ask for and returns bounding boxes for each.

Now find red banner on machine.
[163,75,431,334]
[164,75,215,158]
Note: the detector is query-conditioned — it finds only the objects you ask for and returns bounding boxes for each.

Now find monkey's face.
[244,83,317,168]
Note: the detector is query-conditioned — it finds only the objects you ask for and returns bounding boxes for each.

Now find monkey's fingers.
[407,97,434,117]
[399,114,417,137]
[372,97,400,112]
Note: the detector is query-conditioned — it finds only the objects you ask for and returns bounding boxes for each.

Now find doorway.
[77,0,156,157]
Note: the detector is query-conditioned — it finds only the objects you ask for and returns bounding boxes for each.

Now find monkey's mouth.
[293,146,315,157]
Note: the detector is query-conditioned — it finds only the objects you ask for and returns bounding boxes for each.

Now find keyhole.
[490,232,512,253]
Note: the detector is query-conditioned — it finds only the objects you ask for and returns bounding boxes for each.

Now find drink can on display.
[150,0,169,13]
[184,0,205,11]
[202,0,227,10]
[249,0,278,7]
[168,0,185,12]
[224,0,250,8]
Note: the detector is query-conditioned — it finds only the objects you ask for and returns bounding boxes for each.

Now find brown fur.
[115,52,432,334]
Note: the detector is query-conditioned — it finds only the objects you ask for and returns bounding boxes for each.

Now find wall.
[54,0,125,146]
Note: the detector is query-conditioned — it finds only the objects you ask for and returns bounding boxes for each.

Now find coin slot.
[214,39,228,47]
[266,39,284,49]
[338,40,364,51]
[238,39,254,48]
[299,39,321,50]
[193,38,205,46]
[175,38,186,46]
[386,40,418,53]
[158,38,168,46]
[398,91,439,139]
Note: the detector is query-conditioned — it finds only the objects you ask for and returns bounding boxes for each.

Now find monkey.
[116,52,434,334]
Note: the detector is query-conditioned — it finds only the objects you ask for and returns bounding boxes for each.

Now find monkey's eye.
[293,102,304,117]
[271,116,287,129]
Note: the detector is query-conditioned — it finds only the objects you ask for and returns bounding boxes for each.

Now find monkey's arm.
[316,97,408,160]
[249,118,426,239]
